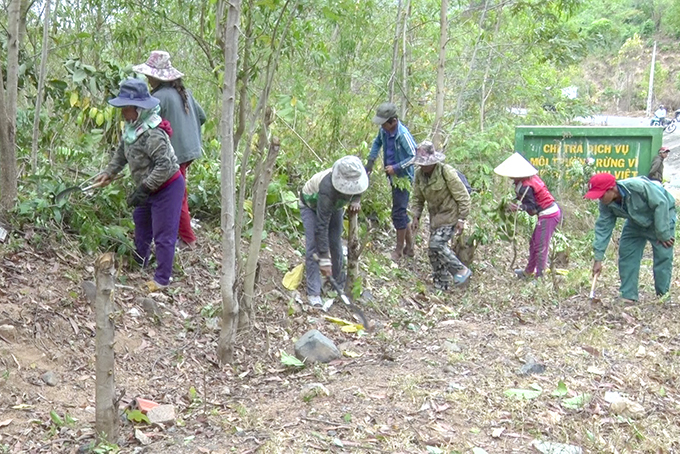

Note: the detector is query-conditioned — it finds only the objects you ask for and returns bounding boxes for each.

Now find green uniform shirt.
[593,176,676,261]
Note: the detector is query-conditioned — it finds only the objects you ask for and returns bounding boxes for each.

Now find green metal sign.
[514,126,663,178]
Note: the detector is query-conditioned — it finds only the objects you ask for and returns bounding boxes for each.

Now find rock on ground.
[147,404,176,425]
[294,329,341,364]
[0,324,17,342]
[41,371,58,387]
[81,281,96,303]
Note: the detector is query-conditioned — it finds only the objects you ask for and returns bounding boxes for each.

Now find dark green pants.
[618,220,674,301]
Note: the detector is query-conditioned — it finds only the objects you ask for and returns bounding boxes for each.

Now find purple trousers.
[525,209,561,277]
[133,175,185,286]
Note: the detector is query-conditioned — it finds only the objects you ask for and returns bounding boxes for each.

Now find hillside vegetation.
[2,0,680,452]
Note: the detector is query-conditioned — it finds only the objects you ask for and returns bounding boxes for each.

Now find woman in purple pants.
[94,79,185,292]
[494,153,561,278]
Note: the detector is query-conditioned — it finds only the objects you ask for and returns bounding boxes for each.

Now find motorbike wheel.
[665,122,677,134]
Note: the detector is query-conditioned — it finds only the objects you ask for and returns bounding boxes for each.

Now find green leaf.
[50,410,64,427]
[426,447,444,454]
[76,32,91,38]
[280,350,305,368]
[551,380,568,396]
[504,384,542,400]
[280,190,298,209]
[125,409,150,423]
[562,393,591,409]
[89,77,98,95]
[343,412,351,423]
[72,69,87,84]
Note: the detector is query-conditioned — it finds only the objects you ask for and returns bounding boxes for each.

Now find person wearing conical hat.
[411,141,472,290]
[494,152,561,278]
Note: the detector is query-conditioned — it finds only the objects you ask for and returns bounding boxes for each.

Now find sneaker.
[145,280,168,293]
[308,295,323,307]
[616,297,637,306]
[453,267,472,285]
[177,239,196,250]
[514,269,530,279]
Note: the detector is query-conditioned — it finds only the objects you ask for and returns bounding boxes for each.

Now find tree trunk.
[31,0,52,170]
[234,0,295,260]
[0,0,24,212]
[240,135,280,326]
[453,0,490,126]
[480,8,502,132]
[345,211,360,296]
[217,0,242,366]
[94,253,119,442]
[432,0,448,149]
[233,0,254,153]
[0,67,17,212]
[6,0,24,126]
[388,0,403,103]
[399,0,410,120]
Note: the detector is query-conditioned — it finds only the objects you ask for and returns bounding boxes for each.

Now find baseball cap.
[584,173,616,200]
[660,146,670,153]
[372,102,398,124]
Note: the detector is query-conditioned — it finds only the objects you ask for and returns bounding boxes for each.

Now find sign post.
[515,126,663,178]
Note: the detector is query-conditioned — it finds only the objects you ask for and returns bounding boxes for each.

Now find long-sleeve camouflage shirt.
[411,163,471,229]
[105,127,179,192]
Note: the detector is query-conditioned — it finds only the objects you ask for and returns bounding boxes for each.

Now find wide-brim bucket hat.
[133,51,184,82]
[108,78,160,109]
[332,156,369,195]
[413,141,445,166]
[494,152,538,178]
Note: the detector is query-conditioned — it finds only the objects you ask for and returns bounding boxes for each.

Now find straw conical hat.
[494,152,538,178]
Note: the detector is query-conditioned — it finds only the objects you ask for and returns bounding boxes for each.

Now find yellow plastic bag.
[282,263,304,290]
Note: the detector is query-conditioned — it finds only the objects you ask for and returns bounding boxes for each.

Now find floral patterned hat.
[133,51,184,82]
[413,141,446,166]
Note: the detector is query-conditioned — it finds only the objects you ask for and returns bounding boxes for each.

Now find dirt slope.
[1,229,680,453]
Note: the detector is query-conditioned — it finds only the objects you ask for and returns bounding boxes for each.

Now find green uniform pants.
[618,219,674,301]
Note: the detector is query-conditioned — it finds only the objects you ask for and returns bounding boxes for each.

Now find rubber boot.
[391,229,406,261]
[403,223,415,257]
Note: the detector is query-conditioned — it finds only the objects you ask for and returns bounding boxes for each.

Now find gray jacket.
[152,84,206,165]
[300,171,357,258]
[105,128,179,192]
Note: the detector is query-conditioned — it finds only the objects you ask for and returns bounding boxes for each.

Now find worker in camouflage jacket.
[411,141,472,290]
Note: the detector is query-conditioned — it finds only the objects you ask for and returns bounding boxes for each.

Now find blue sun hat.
[108,79,160,109]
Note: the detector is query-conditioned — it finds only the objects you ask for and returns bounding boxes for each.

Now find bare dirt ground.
[1,225,680,453]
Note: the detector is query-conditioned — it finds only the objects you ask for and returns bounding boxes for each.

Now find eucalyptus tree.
[217,0,241,365]
[0,0,27,211]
